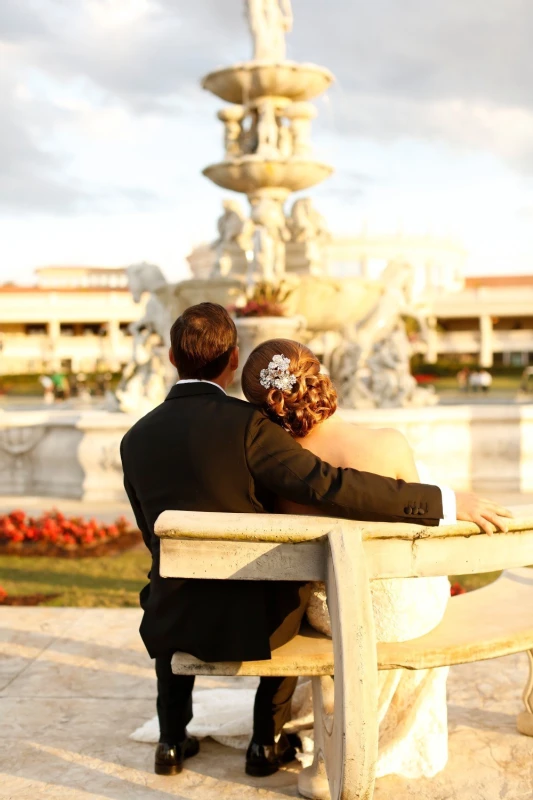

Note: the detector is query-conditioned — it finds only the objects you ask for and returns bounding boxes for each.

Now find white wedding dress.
[305,575,450,779]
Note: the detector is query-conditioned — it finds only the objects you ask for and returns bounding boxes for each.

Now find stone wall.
[0,411,136,502]
[341,405,533,494]
[0,405,531,501]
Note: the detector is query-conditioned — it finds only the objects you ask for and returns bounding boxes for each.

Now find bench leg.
[517,649,533,736]
[298,677,334,800]
[298,526,378,800]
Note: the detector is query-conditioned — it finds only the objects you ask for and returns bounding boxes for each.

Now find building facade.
[432,275,533,368]
[2,262,532,375]
[0,267,143,374]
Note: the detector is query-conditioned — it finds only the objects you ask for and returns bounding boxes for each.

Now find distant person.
[76,373,91,402]
[39,375,54,405]
[469,370,481,393]
[456,368,469,392]
[95,373,111,396]
[520,366,533,393]
[479,370,493,394]
[51,371,68,401]
[68,373,79,398]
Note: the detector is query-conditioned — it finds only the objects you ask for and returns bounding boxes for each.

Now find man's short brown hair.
[170,302,237,380]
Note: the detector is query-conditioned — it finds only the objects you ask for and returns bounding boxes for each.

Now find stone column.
[107,318,121,371]
[425,261,434,292]
[426,315,438,364]
[48,318,61,370]
[480,314,494,368]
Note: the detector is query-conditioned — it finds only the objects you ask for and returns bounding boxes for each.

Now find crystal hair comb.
[259,354,297,393]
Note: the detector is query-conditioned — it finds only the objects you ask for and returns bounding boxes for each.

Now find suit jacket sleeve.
[245,412,443,525]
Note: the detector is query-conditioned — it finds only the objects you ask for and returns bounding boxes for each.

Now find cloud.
[3,0,533,220]
[287,0,533,169]
[0,0,49,41]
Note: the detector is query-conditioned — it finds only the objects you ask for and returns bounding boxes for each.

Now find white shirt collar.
[176,379,226,395]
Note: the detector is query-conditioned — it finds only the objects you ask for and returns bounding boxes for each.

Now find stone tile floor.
[1,607,532,799]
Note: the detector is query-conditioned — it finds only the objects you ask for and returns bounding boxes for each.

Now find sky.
[2,0,533,283]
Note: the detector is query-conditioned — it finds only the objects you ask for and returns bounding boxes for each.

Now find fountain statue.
[248,197,291,284]
[211,200,251,278]
[327,262,437,409]
[246,0,293,61]
[112,262,245,412]
[286,197,332,276]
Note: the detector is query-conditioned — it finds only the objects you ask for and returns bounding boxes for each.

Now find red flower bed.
[0,510,139,558]
[0,586,60,606]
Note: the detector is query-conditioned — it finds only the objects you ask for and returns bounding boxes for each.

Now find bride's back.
[241,338,420,517]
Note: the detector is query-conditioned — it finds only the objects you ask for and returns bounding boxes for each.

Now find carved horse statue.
[126,262,174,360]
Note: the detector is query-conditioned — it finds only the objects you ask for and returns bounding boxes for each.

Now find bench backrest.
[155,508,533,582]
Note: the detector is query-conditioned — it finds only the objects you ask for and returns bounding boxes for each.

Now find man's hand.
[455,492,513,535]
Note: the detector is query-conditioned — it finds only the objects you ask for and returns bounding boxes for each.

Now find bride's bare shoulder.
[340,420,409,450]
[335,421,417,479]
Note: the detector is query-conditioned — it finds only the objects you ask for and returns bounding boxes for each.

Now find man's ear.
[168,347,176,368]
[230,346,239,370]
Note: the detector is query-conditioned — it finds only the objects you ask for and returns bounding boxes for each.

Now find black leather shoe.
[154,734,200,776]
[245,733,301,777]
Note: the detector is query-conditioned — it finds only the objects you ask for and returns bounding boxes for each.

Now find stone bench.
[155,509,533,800]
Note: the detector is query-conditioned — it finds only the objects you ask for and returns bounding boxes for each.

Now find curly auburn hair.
[241,339,337,438]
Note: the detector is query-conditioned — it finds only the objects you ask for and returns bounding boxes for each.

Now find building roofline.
[0,286,130,294]
[465,275,533,288]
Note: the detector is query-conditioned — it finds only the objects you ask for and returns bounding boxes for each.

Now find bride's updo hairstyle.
[242,338,337,438]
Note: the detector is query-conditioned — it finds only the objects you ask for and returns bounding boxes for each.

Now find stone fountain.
[114,0,437,412]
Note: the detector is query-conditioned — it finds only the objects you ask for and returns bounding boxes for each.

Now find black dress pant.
[155,582,311,745]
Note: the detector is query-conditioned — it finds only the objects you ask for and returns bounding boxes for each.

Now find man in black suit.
[121,303,510,778]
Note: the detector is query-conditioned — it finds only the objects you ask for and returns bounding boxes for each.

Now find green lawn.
[0,547,502,606]
[0,548,151,607]
[434,376,521,393]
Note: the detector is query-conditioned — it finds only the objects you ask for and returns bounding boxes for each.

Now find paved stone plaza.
[0,606,532,799]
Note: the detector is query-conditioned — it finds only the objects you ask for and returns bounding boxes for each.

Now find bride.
[241,338,451,779]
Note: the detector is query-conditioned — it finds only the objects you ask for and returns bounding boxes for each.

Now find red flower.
[0,587,7,602]
[450,582,467,596]
[9,510,26,525]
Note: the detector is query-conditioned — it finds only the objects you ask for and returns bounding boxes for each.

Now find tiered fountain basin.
[202,157,333,194]
[202,61,334,104]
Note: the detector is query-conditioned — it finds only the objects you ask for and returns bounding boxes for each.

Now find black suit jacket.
[120,382,443,662]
